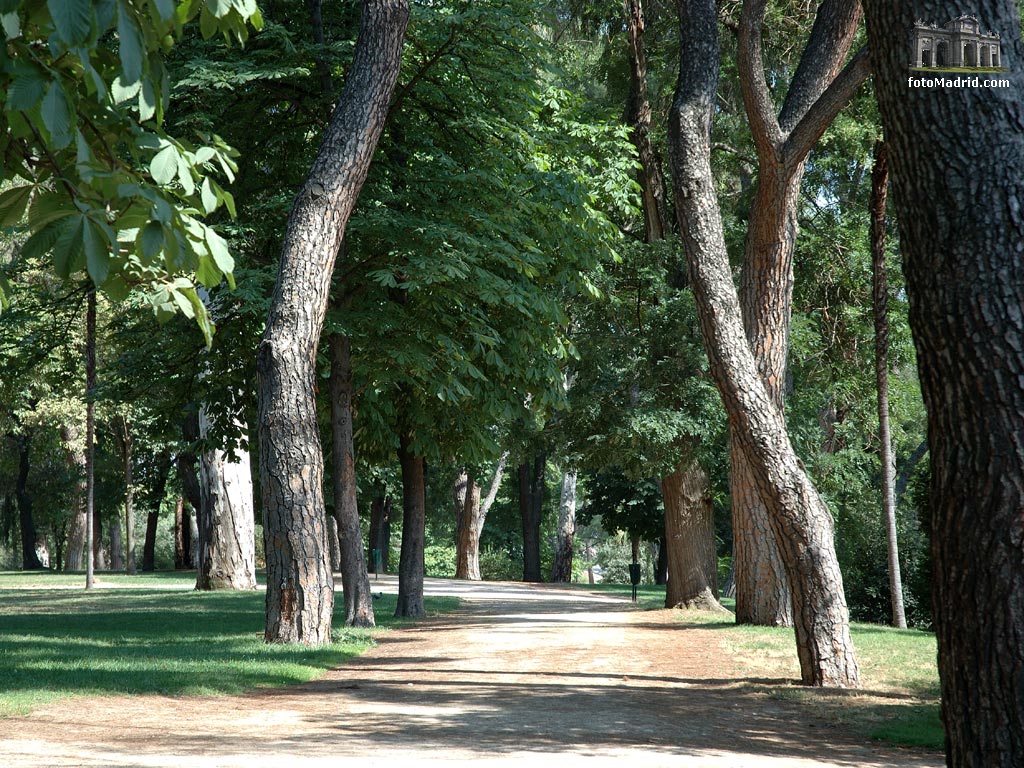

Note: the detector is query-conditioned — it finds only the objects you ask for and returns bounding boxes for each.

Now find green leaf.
[52,216,85,278]
[116,1,145,85]
[111,75,141,103]
[41,82,72,149]
[176,154,195,195]
[151,0,174,21]
[0,0,21,15]
[138,77,156,121]
[140,221,164,261]
[198,4,216,37]
[83,218,111,285]
[207,0,232,19]
[0,185,33,227]
[47,0,94,45]
[28,192,76,228]
[205,227,233,275]
[200,177,217,214]
[20,220,62,261]
[7,64,46,111]
[150,145,177,185]
[1,11,20,39]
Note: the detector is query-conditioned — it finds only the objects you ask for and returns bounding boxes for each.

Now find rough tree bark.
[518,454,545,583]
[61,424,87,572]
[668,0,859,687]
[196,410,257,591]
[861,1,1024,761]
[455,452,508,580]
[550,469,577,583]
[869,141,906,630]
[663,454,726,611]
[396,431,426,617]
[256,0,409,644]
[329,333,374,627]
[369,491,391,572]
[731,0,870,626]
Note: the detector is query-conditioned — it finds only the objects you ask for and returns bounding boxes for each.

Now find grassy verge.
[570,581,667,610]
[674,608,942,751]
[0,573,458,717]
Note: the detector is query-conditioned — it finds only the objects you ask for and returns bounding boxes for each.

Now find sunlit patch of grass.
[0,582,456,717]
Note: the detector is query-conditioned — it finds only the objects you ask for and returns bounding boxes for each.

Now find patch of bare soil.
[0,580,943,767]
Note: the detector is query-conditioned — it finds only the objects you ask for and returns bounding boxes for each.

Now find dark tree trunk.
[396,432,425,618]
[730,0,869,627]
[117,417,136,575]
[655,536,668,585]
[92,506,104,571]
[61,424,88,572]
[85,288,96,587]
[869,141,906,630]
[894,439,928,507]
[518,455,545,583]
[15,432,43,570]
[550,469,577,583]
[663,455,725,611]
[109,518,124,571]
[668,0,859,687]
[369,492,391,572]
[455,453,507,581]
[329,333,374,627]
[142,454,171,573]
[173,497,191,570]
[862,1,1024,761]
[257,0,409,645]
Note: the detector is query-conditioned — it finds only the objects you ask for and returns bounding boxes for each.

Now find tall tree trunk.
[92,507,105,571]
[862,1,1024,760]
[329,333,374,627]
[655,536,668,585]
[663,455,725,611]
[326,515,341,571]
[109,518,124,571]
[142,454,171,573]
[518,454,545,583]
[257,0,409,645]
[455,452,508,581]
[731,0,869,627]
[369,492,391,572]
[869,141,906,630]
[85,288,96,587]
[118,417,136,575]
[15,432,43,570]
[396,431,426,617]
[196,410,257,591]
[668,0,859,687]
[550,470,577,583]
[61,424,87,572]
[173,496,191,570]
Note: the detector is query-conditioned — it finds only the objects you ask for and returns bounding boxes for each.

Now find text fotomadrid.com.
[908,75,1011,88]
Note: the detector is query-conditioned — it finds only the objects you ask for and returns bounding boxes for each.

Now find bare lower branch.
[737,0,784,158]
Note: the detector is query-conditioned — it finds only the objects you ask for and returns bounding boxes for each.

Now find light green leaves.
[150,145,177,185]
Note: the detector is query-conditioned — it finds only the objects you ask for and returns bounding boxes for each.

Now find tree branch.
[737,0,784,158]
[782,46,871,169]
[480,450,509,518]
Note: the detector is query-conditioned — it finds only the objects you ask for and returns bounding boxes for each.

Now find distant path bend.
[0,577,941,767]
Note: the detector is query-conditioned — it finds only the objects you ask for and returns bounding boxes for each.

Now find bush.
[423,544,456,578]
[479,547,520,581]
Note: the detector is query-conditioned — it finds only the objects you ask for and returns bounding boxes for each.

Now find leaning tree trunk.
[668,0,859,687]
[862,1,1024,761]
[518,454,545,583]
[395,431,426,618]
[61,424,87,572]
[550,470,577,583]
[869,141,906,630]
[663,455,726,611]
[329,333,374,627]
[256,0,409,644]
[730,0,869,627]
[196,410,257,591]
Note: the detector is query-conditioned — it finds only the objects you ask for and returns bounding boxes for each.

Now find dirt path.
[0,578,942,767]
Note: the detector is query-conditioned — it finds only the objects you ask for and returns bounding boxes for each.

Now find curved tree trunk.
[61,424,87,572]
[455,453,507,581]
[196,411,257,591]
[869,141,906,629]
[668,0,859,687]
[518,454,545,583]
[663,456,725,611]
[329,333,374,627]
[862,1,1024,760]
[257,0,409,644]
[550,470,577,583]
[396,431,426,618]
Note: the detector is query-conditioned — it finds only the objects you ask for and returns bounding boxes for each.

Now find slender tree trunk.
[655,536,668,584]
[257,0,409,645]
[518,454,545,583]
[668,0,859,687]
[369,492,391,572]
[396,431,426,618]
[326,515,341,571]
[118,417,136,575]
[862,1,1024,760]
[61,424,87,572]
[455,453,508,580]
[196,411,257,591]
[329,333,374,627]
[15,432,43,570]
[173,496,190,570]
[109,518,124,571]
[142,454,171,573]
[85,288,96,588]
[869,141,906,630]
[550,470,577,583]
[92,508,105,571]
[663,455,725,611]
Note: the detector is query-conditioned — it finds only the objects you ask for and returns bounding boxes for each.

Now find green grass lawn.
[0,572,457,717]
